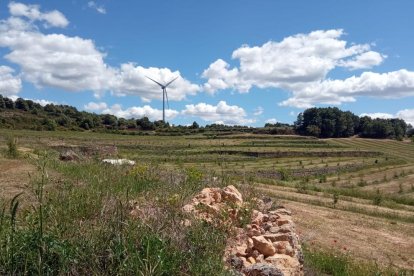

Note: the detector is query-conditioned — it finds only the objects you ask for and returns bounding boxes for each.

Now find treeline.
[0,95,261,134]
[295,107,409,139]
[1,95,410,139]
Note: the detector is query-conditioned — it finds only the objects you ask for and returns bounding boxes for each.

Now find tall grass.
[5,136,18,158]
[0,155,234,275]
[303,244,412,276]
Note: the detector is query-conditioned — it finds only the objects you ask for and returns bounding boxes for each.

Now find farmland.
[0,129,414,275]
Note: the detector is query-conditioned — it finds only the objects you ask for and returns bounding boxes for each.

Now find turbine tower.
[146,76,178,123]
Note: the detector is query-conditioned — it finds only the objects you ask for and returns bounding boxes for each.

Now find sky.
[1,0,414,126]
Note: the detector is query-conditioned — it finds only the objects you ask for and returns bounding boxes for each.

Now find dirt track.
[280,200,414,270]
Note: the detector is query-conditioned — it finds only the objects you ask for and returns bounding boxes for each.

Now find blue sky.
[1,0,414,125]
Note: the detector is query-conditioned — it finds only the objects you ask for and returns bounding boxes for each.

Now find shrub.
[278,167,292,181]
[6,136,18,158]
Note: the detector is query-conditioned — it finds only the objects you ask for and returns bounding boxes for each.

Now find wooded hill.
[0,95,411,139]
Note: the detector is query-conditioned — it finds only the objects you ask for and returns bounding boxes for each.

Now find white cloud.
[87,1,106,14]
[114,63,200,101]
[84,101,108,111]
[9,2,69,28]
[253,106,264,116]
[265,118,278,124]
[396,109,414,125]
[280,69,414,108]
[0,66,21,97]
[202,29,384,95]
[360,112,394,119]
[0,3,200,102]
[32,99,56,106]
[200,29,414,109]
[182,101,255,125]
[84,101,178,120]
[340,51,386,70]
[361,109,414,125]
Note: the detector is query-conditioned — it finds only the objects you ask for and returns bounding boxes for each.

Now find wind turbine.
[146,76,178,123]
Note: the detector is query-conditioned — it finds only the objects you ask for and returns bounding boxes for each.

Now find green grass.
[303,245,412,276]
[0,153,234,275]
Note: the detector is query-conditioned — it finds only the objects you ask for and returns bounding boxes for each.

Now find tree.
[15,98,29,111]
[0,95,5,109]
[42,118,57,131]
[136,117,155,130]
[102,114,118,127]
[4,97,14,109]
[190,121,199,129]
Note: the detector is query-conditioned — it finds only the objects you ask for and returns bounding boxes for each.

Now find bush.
[6,136,18,158]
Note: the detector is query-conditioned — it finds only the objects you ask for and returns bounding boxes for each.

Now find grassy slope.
[0,130,413,274]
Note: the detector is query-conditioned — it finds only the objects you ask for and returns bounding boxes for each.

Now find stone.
[274,208,292,216]
[240,256,251,267]
[252,210,265,225]
[243,263,284,276]
[252,236,276,256]
[59,149,79,161]
[263,222,273,231]
[274,241,294,256]
[256,254,265,263]
[247,237,254,250]
[247,256,256,264]
[269,214,280,222]
[102,158,135,165]
[222,185,243,205]
[269,226,280,233]
[264,233,290,242]
[248,224,262,237]
[265,254,301,275]
[229,255,244,270]
[235,244,248,257]
[277,218,292,226]
[251,250,260,259]
[183,204,195,212]
[278,225,293,233]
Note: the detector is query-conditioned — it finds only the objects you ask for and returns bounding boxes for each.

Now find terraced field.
[1,129,413,272]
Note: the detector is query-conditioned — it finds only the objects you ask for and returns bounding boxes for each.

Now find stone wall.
[183,185,303,276]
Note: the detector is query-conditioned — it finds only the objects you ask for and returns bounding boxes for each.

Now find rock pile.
[183,185,243,224]
[183,185,303,276]
[226,207,303,276]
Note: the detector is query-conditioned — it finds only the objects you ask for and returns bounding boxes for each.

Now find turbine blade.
[165,89,170,109]
[164,76,179,88]
[145,76,164,87]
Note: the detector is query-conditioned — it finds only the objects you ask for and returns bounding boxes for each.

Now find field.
[1,129,414,275]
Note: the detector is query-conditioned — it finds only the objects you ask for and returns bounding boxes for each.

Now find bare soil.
[0,158,36,200]
[281,200,414,270]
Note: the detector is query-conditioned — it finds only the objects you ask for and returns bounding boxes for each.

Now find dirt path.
[279,200,414,270]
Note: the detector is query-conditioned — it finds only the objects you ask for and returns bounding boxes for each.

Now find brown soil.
[0,158,36,200]
[280,200,414,270]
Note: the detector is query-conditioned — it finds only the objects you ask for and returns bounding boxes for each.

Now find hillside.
[0,129,413,274]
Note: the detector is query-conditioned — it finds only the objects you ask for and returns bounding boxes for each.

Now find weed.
[373,189,383,206]
[6,136,18,158]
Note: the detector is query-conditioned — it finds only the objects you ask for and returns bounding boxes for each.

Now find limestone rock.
[243,263,284,276]
[252,236,276,256]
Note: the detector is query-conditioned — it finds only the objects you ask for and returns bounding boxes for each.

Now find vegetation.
[3,95,412,141]
[295,107,408,139]
[1,116,414,274]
